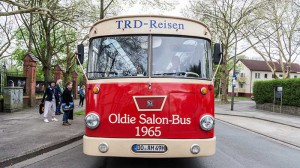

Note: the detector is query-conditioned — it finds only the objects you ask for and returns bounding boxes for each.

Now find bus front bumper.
[83,135,216,158]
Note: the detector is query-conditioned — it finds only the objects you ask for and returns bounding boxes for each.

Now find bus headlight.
[200,115,215,131]
[85,113,100,129]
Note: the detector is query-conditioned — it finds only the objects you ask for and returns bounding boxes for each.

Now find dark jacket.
[55,85,63,97]
[42,87,59,102]
[62,88,73,106]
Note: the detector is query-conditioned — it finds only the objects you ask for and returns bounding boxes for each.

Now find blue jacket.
[79,89,85,97]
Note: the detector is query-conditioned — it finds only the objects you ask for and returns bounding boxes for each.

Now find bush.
[253,78,300,107]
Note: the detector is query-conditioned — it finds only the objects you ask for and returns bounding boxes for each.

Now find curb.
[0,133,84,168]
[215,112,300,129]
[216,118,300,149]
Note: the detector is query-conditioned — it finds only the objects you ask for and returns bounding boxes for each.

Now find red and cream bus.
[78,15,222,158]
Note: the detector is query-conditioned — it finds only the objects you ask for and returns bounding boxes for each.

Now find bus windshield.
[88,36,148,78]
[88,35,212,79]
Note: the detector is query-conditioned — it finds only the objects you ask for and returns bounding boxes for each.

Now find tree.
[0,3,15,59]
[245,0,300,78]
[9,0,175,83]
[184,0,259,103]
[0,0,52,16]
[12,0,78,82]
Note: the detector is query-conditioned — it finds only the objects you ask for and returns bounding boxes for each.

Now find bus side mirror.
[213,43,223,64]
[77,44,84,65]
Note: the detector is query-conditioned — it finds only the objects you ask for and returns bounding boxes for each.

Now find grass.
[74,110,85,116]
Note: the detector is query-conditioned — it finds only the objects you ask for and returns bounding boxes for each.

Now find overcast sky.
[120,0,189,17]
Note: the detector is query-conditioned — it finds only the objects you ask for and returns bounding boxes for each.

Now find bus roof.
[89,15,211,39]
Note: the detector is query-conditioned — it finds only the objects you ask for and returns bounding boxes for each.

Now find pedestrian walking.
[41,81,59,123]
[62,82,74,126]
[79,85,85,107]
[55,79,64,115]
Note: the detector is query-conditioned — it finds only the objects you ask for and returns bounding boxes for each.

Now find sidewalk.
[0,99,85,167]
[215,100,300,148]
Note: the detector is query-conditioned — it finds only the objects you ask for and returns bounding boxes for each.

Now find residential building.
[228,59,300,97]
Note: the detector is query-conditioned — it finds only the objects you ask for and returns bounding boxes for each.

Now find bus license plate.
[132,144,167,153]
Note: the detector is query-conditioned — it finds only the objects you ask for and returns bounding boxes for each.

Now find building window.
[240,84,244,88]
[279,74,283,78]
[255,73,260,79]
[295,75,297,78]
[265,74,268,78]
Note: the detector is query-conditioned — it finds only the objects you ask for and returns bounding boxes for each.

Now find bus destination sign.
[116,19,185,30]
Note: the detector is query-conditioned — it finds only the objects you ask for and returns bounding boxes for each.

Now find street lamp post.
[202,13,237,111]
[230,30,237,111]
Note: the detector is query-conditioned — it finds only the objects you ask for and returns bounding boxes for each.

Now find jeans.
[56,96,62,113]
[62,110,70,123]
[79,95,85,106]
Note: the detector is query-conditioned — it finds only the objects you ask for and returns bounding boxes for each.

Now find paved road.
[16,121,300,168]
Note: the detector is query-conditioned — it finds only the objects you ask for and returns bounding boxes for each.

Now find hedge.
[253,78,300,107]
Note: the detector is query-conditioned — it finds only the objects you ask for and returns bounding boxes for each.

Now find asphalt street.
[15,121,300,168]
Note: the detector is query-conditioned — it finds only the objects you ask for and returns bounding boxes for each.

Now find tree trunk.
[100,0,104,19]
[221,49,229,103]
[43,64,51,83]
[44,20,52,82]
[64,41,71,83]
[28,12,33,51]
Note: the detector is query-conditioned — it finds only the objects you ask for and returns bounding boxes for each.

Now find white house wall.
[228,61,251,93]
[228,62,299,96]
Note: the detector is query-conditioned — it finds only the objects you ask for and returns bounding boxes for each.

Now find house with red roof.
[228,59,300,97]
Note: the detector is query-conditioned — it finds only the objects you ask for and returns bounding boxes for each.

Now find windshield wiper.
[88,71,117,74]
[153,72,199,78]
[152,72,177,76]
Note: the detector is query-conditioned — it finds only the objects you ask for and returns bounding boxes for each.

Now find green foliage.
[253,78,300,107]
[74,110,85,116]
[11,48,27,68]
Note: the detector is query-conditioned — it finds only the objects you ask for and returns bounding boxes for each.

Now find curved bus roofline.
[89,15,211,39]
[91,15,211,32]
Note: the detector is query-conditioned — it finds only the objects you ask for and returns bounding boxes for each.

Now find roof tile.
[240,59,300,73]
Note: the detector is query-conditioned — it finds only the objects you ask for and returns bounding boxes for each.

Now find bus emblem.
[147,100,153,107]
[133,96,167,112]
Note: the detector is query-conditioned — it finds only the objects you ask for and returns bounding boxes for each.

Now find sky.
[119,0,189,17]
[119,1,300,64]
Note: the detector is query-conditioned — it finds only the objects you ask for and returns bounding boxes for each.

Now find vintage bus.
[79,15,222,158]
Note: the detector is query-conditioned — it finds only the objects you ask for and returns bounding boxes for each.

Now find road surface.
[15,121,300,168]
